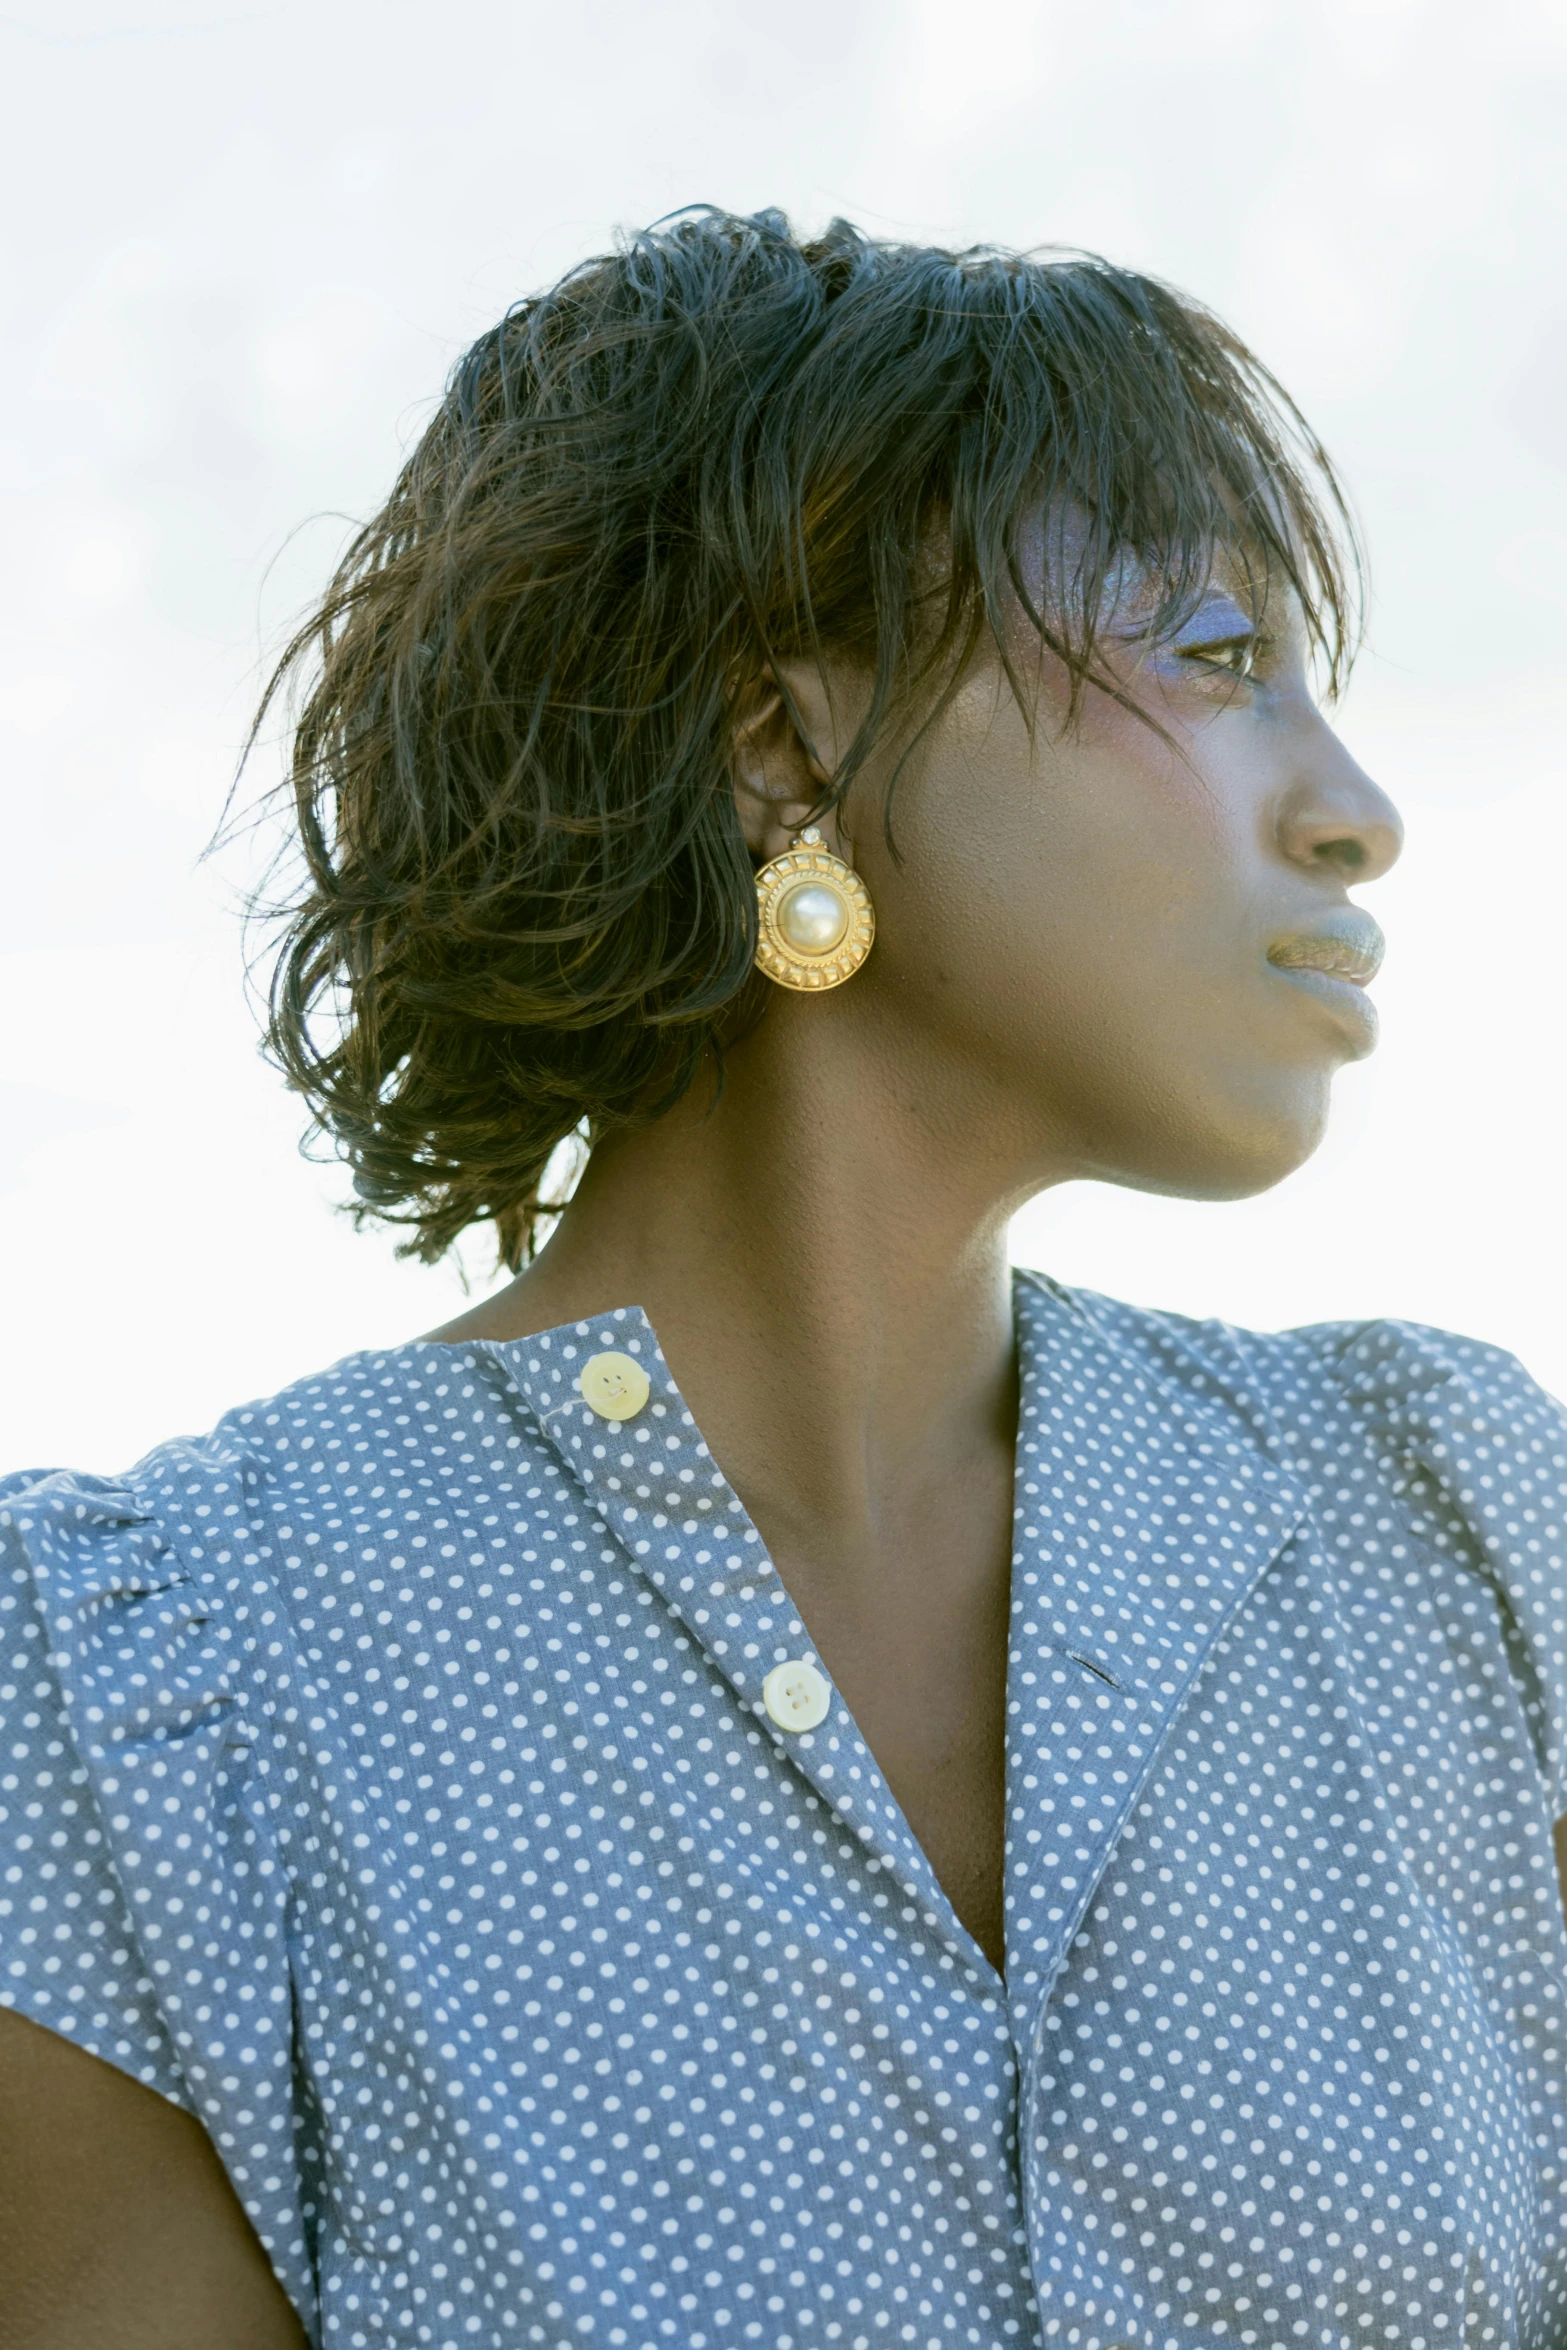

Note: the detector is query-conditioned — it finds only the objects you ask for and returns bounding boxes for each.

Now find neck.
[436,988,1052,1548]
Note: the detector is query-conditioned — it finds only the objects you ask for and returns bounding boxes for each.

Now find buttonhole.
[1066,1649,1122,1690]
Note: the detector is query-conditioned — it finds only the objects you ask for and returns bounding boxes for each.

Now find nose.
[1275,718,1403,886]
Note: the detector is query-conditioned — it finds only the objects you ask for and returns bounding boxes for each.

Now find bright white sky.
[3,0,1565,1472]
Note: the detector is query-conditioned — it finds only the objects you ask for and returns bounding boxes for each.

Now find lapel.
[1003,1270,1308,2062]
[486,1306,989,1976]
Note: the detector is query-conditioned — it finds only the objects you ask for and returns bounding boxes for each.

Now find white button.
[762,1659,830,1731]
[578,1350,650,1422]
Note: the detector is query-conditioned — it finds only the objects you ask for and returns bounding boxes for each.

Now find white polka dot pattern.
[0,1275,1564,2350]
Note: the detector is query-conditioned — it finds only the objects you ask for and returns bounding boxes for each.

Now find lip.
[1267,910,1385,1050]
[1268,910,1385,986]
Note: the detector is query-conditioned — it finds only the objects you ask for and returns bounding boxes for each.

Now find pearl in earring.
[753,827,875,992]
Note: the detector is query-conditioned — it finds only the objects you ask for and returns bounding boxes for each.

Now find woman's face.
[823,568,1403,1202]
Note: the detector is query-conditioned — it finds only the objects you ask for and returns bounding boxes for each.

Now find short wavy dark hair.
[256,205,1358,1269]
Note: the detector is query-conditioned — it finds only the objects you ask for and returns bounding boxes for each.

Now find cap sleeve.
[1317,1319,1567,1815]
[0,1459,319,2339]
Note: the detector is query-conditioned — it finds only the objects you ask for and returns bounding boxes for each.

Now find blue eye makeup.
[1165,591,1264,679]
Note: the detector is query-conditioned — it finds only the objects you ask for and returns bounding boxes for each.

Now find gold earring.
[753,825,875,992]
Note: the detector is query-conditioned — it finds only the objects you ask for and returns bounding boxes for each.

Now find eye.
[1180,630,1260,680]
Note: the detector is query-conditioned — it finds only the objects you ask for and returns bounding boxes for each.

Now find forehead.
[1006,503,1296,633]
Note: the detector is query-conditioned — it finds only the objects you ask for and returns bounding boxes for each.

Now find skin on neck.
[466,960,1028,1561]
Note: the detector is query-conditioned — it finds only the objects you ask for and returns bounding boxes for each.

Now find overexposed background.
[3,0,1564,1470]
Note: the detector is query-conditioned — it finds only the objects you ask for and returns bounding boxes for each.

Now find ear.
[730,660,854,863]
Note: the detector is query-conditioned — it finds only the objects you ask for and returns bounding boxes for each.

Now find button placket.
[489,1307,991,1969]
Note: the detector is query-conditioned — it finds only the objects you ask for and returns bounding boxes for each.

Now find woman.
[2,208,1563,2350]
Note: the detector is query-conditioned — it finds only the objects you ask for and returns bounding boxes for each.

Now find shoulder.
[0,1335,555,1654]
[1012,1264,1567,1463]
[1015,1267,1567,1705]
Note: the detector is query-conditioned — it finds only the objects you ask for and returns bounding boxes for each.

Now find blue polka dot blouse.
[3,1271,1567,2350]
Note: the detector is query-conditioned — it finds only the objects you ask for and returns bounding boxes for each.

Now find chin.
[1093,1078,1333,1204]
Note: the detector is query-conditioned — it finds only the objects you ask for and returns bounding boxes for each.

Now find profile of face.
[735,554,1404,1207]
